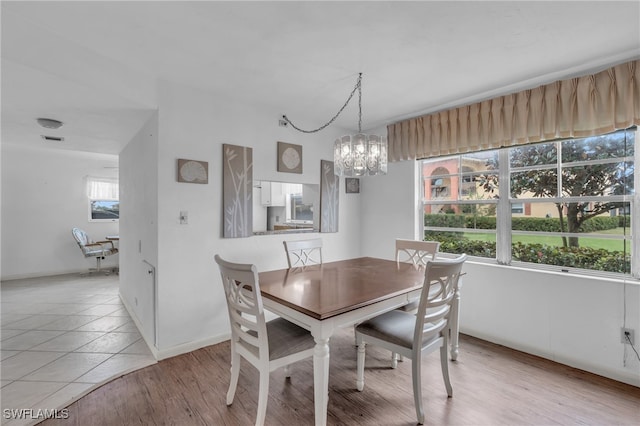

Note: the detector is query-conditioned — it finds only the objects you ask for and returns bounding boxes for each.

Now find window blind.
[87,176,119,200]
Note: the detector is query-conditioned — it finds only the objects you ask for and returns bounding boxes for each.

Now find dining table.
[258,256,462,426]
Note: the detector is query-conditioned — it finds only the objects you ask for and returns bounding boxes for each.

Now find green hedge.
[438,239,497,258]
[618,215,630,227]
[425,214,620,232]
[424,233,629,274]
[574,216,619,232]
[512,217,560,232]
[424,214,466,228]
[511,242,630,272]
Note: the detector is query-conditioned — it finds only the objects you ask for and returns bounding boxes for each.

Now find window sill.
[442,253,640,284]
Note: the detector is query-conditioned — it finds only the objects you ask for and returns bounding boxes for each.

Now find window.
[87,177,119,222]
[422,151,499,259]
[284,184,313,223]
[90,200,119,220]
[511,202,524,214]
[420,128,636,277]
[289,193,314,222]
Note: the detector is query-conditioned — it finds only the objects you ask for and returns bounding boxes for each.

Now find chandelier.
[282,73,388,177]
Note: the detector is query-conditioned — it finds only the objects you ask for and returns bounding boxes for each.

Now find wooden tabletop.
[258,257,426,320]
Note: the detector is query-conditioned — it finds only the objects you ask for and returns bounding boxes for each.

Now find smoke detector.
[36,118,64,129]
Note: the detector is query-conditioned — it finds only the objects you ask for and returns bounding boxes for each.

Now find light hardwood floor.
[40,328,639,426]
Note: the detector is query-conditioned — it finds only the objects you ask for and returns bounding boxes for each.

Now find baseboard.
[119,292,159,360]
[155,333,231,361]
[1,267,119,282]
[1,269,90,282]
[462,328,640,388]
[118,292,230,361]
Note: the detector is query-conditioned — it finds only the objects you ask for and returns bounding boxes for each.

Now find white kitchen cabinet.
[260,181,285,206]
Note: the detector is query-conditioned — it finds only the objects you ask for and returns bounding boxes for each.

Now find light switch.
[180,211,188,224]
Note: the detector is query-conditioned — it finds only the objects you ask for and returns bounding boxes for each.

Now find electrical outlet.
[278,119,288,127]
[621,328,635,345]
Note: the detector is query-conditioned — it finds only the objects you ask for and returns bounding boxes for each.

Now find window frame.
[88,199,120,223]
[86,176,119,223]
[419,128,638,279]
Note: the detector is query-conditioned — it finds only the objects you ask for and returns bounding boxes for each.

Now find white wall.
[361,158,640,387]
[460,262,640,386]
[118,80,362,358]
[361,159,417,260]
[119,112,159,349]
[1,145,119,280]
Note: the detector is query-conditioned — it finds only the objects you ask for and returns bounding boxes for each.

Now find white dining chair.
[214,255,315,426]
[355,254,467,425]
[283,238,323,267]
[396,239,440,268]
[391,239,440,365]
[395,239,440,311]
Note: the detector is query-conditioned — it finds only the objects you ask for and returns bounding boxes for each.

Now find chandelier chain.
[358,75,362,133]
[283,73,363,134]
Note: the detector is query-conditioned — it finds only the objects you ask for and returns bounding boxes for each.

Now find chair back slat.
[229,308,259,332]
[414,254,466,348]
[396,239,440,266]
[420,315,449,336]
[215,255,268,358]
[283,238,323,267]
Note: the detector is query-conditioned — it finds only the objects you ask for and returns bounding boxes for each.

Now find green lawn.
[464,227,630,252]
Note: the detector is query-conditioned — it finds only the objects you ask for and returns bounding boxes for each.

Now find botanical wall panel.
[223,144,253,238]
[319,159,339,233]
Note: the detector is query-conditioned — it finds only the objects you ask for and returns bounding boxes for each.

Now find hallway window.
[87,177,119,221]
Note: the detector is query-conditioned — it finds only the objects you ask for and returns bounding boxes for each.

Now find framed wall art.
[177,159,208,184]
[319,160,339,233]
[345,178,360,194]
[222,144,253,238]
[277,142,303,174]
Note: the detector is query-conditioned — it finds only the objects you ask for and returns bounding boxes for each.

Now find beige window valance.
[387,59,640,161]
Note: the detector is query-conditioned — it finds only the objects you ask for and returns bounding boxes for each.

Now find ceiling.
[2,1,639,156]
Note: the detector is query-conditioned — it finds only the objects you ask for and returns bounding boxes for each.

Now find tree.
[481,131,633,248]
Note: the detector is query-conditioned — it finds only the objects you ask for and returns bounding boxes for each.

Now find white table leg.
[313,336,330,426]
[450,285,461,360]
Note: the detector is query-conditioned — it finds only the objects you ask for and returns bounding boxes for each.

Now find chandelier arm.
[283,73,362,134]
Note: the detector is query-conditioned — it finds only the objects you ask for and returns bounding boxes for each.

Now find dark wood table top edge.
[258,257,425,320]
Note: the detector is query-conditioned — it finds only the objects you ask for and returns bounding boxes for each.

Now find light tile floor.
[1,274,156,426]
